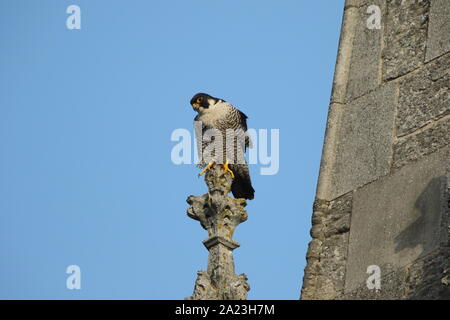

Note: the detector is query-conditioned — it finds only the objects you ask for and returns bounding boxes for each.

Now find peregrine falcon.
[190,93,255,200]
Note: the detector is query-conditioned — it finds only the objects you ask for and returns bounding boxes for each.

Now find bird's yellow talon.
[222,161,234,178]
[198,162,214,176]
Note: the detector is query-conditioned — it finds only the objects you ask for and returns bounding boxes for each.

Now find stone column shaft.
[185,165,250,300]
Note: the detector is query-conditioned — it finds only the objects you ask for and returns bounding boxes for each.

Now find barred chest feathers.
[197,100,234,128]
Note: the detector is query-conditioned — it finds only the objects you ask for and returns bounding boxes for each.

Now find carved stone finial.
[185,165,250,300]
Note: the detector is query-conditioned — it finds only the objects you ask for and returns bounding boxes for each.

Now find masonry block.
[397,53,450,136]
[426,0,450,61]
[383,0,430,80]
[394,118,450,170]
[341,249,450,299]
[301,193,352,300]
[344,147,449,292]
[346,1,385,102]
[330,83,396,200]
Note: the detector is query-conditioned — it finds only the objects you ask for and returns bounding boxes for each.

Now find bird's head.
[190,93,219,112]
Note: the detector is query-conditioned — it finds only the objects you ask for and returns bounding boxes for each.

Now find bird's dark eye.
[197,97,203,103]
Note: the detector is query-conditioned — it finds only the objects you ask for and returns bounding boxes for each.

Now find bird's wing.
[194,114,207,166]
[237,110,253,150]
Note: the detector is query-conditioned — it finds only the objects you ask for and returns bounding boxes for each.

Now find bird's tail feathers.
[230,164,255,200]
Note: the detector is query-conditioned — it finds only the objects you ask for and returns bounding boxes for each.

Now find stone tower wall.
[301,0,450,299]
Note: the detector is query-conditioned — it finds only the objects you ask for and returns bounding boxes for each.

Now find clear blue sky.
[0,0,344,299]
